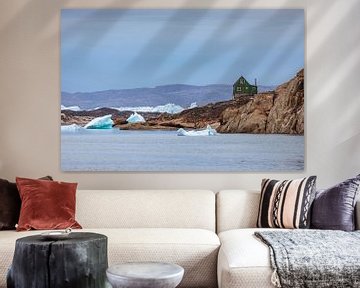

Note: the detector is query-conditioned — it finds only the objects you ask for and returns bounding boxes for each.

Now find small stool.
[106,262,184,288]
[7,232,108,288]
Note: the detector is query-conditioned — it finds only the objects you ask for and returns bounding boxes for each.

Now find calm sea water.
[61,129,304,171]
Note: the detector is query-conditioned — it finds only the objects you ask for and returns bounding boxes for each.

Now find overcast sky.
[61,9,304,93]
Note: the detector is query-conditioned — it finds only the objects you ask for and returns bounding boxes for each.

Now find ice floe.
[177,125,217,136]
[61,105,82,111]
[61,124,84,132]
[84,114,114,129]
[127,112,146,123]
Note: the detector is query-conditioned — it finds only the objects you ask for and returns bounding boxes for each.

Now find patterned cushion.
[257,176,317,229]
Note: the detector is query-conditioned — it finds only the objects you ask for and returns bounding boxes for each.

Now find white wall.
[0,0,359,190]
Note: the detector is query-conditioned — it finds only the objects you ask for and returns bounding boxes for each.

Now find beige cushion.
[76,190,216,231]
[216,190,260,233]
[217,228,276,288]
[0,228,220,288]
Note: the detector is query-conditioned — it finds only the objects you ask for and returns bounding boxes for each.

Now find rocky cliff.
[62,69,304,134]
[217,69,304,134]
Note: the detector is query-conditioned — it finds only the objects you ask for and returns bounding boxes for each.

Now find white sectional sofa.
[216,190,360,288]
[0,190,220,288]
[1,189,359,288]
[216,190,274,288]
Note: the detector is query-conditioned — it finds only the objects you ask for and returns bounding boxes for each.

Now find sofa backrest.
[76,190,216,231]
[217,190,360,232]
[216,190,260,233]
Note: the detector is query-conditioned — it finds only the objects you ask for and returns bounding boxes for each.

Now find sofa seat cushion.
[102,228,220,288]
[0,228,219,288]
[218,228,281,288]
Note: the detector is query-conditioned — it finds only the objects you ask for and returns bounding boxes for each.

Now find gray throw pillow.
[311,174,360,231]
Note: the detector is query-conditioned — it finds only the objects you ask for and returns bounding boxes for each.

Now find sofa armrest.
[356,200,360,230]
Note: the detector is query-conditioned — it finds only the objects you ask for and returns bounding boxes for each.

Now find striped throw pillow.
[257,176,317,229]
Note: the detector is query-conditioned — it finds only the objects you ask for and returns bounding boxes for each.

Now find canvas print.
[61,9,304,171]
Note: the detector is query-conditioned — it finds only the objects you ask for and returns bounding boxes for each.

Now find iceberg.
[84,114,114,129]
[188,102,197,109]
[111,103,184,115]
[61,124,84,132]
[151,103,184,114]
[126,112,146,123]
[177,125,217,136]
[61,105,82,111]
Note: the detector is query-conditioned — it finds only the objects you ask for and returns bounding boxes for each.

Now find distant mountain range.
[61,84,276,109]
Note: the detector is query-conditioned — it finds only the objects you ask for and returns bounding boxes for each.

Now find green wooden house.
[233,76,257,97]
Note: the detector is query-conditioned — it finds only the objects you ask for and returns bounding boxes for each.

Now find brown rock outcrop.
[218,69,304,134]
[266,69,304,134]
[150,99,251,130]
[218,92,274,133]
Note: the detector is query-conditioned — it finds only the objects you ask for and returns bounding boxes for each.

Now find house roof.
[233,76,251,87]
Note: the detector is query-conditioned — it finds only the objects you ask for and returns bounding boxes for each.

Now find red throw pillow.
[0,176,53,230]
[16,177,82,231]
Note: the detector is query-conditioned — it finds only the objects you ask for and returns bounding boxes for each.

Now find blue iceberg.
[84,114,114,129]
[127,112,146,123]
[61,124,84,132]
[177,125,217,136]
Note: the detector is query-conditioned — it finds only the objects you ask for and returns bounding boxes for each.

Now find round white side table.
[106,262,184,288]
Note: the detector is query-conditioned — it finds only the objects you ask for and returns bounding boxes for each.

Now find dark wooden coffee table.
[106,262,184,288]
[7,232,108,288]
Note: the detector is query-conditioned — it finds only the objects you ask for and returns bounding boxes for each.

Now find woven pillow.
[257,176,317,229]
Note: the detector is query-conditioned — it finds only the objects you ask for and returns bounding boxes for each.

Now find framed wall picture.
[61,9,304,171]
